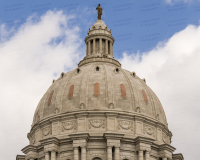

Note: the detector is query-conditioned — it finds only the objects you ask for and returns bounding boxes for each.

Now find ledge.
[78,57,121,67]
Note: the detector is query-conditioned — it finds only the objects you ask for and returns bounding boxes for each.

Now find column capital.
[44,144,58,153]
[25,151,38,160]
[107,146,112,149]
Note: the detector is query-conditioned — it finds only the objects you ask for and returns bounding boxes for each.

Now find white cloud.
[120,24,200,159]
[165,0,199,4]
[0,10,83,160]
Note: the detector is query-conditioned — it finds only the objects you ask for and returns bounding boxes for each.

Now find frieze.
[118,120,133,131]
[43,125,52,136]
[62,120,77,131]
[89,119,105,129]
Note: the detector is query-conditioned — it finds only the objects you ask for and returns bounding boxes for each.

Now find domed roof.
[32,61,167,127]
[91,20,107,29]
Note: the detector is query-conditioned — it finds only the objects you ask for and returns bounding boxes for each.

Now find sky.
[0,0,200,159]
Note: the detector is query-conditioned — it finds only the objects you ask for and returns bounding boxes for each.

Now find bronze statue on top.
[96,4,102,20]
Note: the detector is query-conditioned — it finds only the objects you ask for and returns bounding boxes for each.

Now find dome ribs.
[60,69,77,112]
[94,82,100,96]
[68,84,74,99]
[103,64,114,108]
[120,69,135,110]
[120,84,126,98]
[48,90,54,105]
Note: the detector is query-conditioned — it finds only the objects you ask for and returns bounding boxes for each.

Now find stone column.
[107,146,112,160]
[138,151,143,160]
[115,147,120,160]
[145,151,150,160]
[88,40,91,55]
[81,146,86,160]
[110,42,113,57]
[100,38,102,54]
[105,39,108,54]
[74,147,79,160]
[93,39,96,54]
[45,152,50,160]
[162,158,167,160]
[51,151,56,160]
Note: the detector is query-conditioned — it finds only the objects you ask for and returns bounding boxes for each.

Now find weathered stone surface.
[68,84,74,99]
[48,90,54,105]
[94,82,100,96]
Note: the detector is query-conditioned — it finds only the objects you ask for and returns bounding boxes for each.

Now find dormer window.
[61,72,64,78]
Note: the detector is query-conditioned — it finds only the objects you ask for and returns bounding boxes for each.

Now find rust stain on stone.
[68,84,74,99]
[120,84,126,98]
[48,90,54,105]
[94,82,100,96]
[142,90,148,104]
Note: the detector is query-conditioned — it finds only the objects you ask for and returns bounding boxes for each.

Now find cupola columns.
[85,4,114,59]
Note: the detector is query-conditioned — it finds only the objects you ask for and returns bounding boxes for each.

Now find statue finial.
[96,4,103,20]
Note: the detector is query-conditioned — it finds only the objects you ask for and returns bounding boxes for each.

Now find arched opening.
[77,68,80,73]
[96,67,99,71]
[92,158,102,160]
[116,68,119,72]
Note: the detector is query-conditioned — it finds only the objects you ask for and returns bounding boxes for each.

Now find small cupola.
[85,4,115,59]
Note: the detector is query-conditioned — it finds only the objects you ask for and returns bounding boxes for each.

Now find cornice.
[103,133,124,140]
[172,153,184,160]
[39,137,60,146]
[78,57,121,67]
[135,136,155,145]
[68,133,90,141]
[21,145,37,154]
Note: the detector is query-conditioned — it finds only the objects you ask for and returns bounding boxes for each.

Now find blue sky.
[1,0,200,58]
[1,0,200,160]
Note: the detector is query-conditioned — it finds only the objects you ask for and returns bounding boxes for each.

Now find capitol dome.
[17,4,184,160]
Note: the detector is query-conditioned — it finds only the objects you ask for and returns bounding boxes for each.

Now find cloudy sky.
[0,0,200,159]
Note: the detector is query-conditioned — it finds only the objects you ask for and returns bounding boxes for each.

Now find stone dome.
[32,61,167,127]
[20,5,183,160]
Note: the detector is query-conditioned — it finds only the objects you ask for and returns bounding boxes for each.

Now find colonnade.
[44,150,57,160]
[86,38,113,56]
[29,145,169,160]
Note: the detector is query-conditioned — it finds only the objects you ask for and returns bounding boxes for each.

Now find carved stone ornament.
[62,120,77,131]
[144,125,155,137]
[108,103,114,109]
[121,156,132,160]
[162,133,169,144]
[30,135,35,145]
[55,108,59,114]
[135,107,141,113]
[43,125,52,136]
[118,120,133,131]
[91,154,104,160]
[89,119,105,129]
[80,103,86,109]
